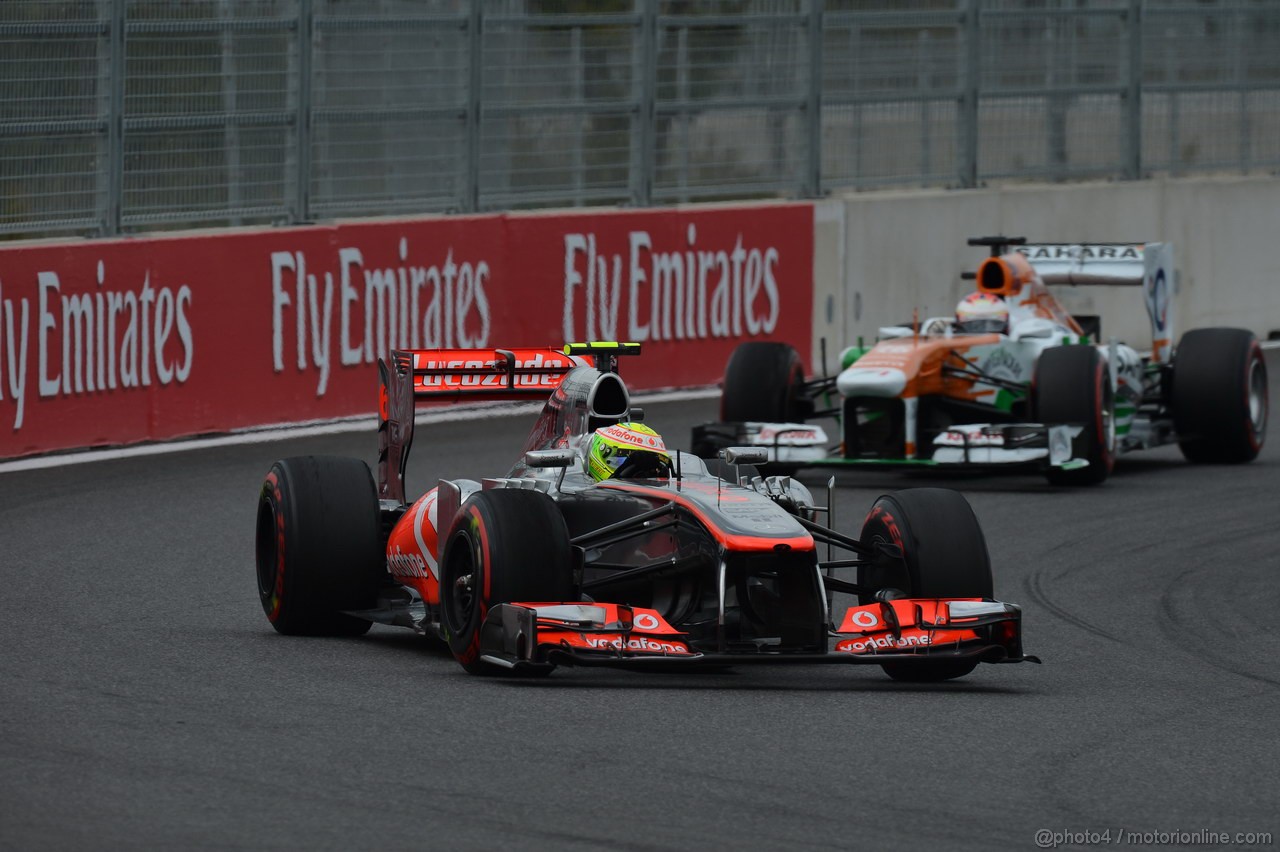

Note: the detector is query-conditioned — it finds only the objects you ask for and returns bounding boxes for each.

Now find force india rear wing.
[376,343,640,503]
[1018,242,1177,363]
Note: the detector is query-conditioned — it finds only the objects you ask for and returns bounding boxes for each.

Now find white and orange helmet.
[955,292,1009,334]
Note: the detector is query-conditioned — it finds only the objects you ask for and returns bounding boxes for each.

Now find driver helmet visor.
[956,317,1006,334]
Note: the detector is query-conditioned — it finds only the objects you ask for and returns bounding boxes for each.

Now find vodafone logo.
[598,424,667,452]
[583,636,689,654]
[851,611,879,629]
[634,613,660,630]
[836,634,932,653]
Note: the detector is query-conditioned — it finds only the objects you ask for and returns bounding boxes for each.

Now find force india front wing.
[693,420,1089,472]
[478,599,1039,672]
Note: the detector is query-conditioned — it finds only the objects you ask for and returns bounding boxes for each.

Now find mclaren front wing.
[478,599,1040,672]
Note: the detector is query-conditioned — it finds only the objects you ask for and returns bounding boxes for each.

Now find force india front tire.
[1172,328,1268,464]
[858,488,994,682]
[1034,344,1115,486]
[439,488,576,675]
[255,456,385,636]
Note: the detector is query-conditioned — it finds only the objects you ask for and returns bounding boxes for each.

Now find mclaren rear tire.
[255,456,384,636]
[720,342,807,424]
[439,488,575,675]
[858,488,993,682]
[1172,328,1268,463]
[1034,344,1115,486]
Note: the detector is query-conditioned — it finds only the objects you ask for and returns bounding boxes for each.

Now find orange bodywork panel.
[978,253,1084,336]
[849,334,1000,401]
[385,487,441,604]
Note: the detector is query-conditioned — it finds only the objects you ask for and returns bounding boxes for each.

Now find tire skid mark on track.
[1021,565,1125,644]
[1157,564,1280,690]
[674,763,1028,848]
[1032,686,1276,828]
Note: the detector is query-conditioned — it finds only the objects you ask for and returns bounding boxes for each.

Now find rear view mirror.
[525,449,576,468]
[721,447,768,465]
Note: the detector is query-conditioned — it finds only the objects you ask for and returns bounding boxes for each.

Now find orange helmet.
[955,292,1009,334]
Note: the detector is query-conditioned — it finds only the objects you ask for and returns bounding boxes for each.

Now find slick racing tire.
[720,342,807,424]
[1171,328,1268,463]
[255,456,384,636]
[858,488,993,682]
[1034,344,1115,486]
[440,489,575,675]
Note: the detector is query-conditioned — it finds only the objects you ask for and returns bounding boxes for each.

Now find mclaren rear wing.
[376,343,640,503]
[1018,242,1177,362]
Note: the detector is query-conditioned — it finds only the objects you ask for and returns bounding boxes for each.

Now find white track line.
[0,387,721,474]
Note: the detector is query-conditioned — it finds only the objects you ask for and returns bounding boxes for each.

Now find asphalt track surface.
[2,354,1278,852]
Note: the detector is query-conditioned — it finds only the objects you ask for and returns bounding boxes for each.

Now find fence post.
[103,0,125,235]
[571,25,584,204]
[1046,5,1067,176]
[1233,0,1249,172]
[918,29,931,178]
[465,1,482,212]
[293,0,313,223]
[1124,0,1142,180]
[631,0,656,207]
[804,0,823,197]
[220,0,242,225]
[676,25,689,202]
[958,0,979,188]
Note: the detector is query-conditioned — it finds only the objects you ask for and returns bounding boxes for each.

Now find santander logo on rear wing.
[394,348,590,400]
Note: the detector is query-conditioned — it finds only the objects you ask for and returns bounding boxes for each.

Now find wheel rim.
[1103,386,1116,454]
[255,499,279,598]
[1098,367,1116,457]
[443,532,479,636]
[1247,356,1268,434]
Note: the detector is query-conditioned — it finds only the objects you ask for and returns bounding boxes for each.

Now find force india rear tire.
[1034,344,1115,486]
[1172,328,1268,463]
[720,342,806,423]
[255,456,384,636]
[858,488,994,682]
[439,489,575,675]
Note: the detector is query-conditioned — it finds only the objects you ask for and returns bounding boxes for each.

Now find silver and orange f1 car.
[255,343,1037,680]
[694,236,1268,485]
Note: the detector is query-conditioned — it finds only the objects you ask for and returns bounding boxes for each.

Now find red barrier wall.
[0,204,813,458]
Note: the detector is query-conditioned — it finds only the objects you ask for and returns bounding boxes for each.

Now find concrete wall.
[810,175,1280,369]
[810,199,847,372]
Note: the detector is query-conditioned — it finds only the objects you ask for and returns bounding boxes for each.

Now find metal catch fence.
[2,0,1278,238]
